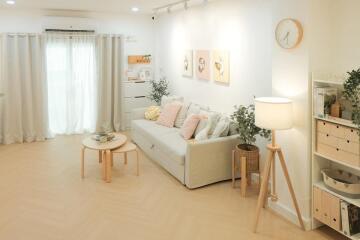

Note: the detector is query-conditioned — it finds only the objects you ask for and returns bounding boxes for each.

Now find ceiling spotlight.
[167,7,171,14]
[131,7,139,12]
[6,0,15,5]
[184,1,188,10]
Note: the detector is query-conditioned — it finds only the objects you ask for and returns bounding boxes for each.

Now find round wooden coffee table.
[81,133,127,183]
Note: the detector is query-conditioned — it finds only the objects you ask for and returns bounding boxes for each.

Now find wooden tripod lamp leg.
[253,151,272,232]
[277,149,305,230]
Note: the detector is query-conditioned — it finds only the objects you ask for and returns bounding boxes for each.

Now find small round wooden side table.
[81,133,127,183]
[110,142,139,180]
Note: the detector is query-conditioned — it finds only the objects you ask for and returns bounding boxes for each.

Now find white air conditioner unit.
[42,16,98,33]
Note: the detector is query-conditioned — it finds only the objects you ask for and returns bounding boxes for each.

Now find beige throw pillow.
[144,106,161,121]
[174,102,190,128]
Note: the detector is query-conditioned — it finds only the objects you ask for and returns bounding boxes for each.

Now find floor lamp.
[252,97,305,232]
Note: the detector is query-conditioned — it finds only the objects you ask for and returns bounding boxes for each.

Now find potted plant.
[148,77,170,105]
[343,68,360,136]
[230,105,271,171]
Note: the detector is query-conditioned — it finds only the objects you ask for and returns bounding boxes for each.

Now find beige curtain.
[0,33,51,144]
[95,34,123,132]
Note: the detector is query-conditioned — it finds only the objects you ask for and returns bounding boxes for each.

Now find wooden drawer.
[313,187,341,231]
[344,127,359,143]
[321,191,332,226]
[313,187,322,221]
[124,96,152,113]
[329,194,341,231]
[330,123,345,138]
[124,81,150,98]
[335,150,359,167]
[317,120,331,134]
[338,139,359,155]
[318,132,338,148]
[317,143,338,157]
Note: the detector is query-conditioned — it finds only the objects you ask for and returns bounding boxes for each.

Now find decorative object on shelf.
[322,169,360,198]
[128,55,152,64]
[343,68,360,136]
[92,132,115,143]
[314,87,337,118]
[139,68,152,81]
[182,50,193,78]
[230,104,270,197]
[213,50,230,84]
[275,18,303,49]
[195,50,210,80]
[253,97,305,232]
[148,77,170,106]
[330,100,341,118]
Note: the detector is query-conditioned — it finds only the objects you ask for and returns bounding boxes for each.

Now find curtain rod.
[0,33,123,38]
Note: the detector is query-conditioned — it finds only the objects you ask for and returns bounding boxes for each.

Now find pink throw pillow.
[180,114,202,140]
[156,102,182,128]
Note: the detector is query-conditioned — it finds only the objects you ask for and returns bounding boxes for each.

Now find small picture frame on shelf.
[139,68,152,81]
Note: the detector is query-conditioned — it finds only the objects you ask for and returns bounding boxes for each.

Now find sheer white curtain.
[0,33,50,144]
[46,34,97,134]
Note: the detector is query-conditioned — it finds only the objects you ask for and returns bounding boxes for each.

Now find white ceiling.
[0,0,210,14]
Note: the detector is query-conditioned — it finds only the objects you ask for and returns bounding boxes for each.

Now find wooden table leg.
[241,156,247,197]
[101,150,106,181]
[124,152,128,165]
[81,147,85,178]
[136,150,139,176]
[106,150,112,183]
[232,150,235,188]
[99,150,102,163]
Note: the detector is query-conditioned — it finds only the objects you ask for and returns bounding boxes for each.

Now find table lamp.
[252,97,305,232]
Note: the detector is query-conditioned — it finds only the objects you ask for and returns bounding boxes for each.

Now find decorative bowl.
[322,169,360,198]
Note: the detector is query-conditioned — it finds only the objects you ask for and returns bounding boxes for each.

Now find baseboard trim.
[268,200,312,231]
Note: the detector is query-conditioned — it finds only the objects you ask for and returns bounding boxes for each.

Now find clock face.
[275,19,303,49]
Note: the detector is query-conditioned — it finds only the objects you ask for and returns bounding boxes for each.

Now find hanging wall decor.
[195,50,210,81]
[182,50,193,77]
[213,50,230,84]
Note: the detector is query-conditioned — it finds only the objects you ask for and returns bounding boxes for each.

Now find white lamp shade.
[255,97,293,130]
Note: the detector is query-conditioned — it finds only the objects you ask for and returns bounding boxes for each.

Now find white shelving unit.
[311,75,360,239]
[121,54,154,131]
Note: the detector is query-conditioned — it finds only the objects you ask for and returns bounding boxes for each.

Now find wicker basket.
[235,144,260,172]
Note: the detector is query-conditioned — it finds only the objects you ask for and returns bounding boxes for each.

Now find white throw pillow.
[208,112,221,135]
[211,116,230,138]
[195,119,212,141]
[174,102,190,128]
[194,112,218,141]
[161,96,184,108]
[186,103,209,118]
[194,110,209,135]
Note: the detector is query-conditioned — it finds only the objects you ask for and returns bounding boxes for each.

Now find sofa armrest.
[185,135,239,189]
[131,107,147,121]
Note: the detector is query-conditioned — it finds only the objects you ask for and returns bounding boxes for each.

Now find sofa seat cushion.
[132,119,186,165]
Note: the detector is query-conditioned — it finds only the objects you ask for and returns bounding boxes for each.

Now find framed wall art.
[182,50,193,77]
[195,50,210,81]
[213,50,230,84]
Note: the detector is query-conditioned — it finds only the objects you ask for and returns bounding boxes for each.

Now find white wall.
[155,0,273,114]
[0,9,155,59]
[271,0,312,229]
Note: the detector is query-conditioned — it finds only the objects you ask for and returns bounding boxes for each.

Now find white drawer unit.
[124,96,152,113]
[124,81,151,98]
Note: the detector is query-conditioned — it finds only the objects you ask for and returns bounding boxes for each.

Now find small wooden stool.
[232,150,261,197]
[109,142,139,180]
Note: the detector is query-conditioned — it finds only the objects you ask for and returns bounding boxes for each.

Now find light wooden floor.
[0,134,347,240]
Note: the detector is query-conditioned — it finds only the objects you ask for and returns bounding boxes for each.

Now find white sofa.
[131,107,239,189]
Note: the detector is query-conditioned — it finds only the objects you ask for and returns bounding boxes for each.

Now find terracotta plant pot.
[235,144,260,172]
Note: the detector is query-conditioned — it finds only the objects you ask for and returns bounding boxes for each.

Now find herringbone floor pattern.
[0,134,345,240]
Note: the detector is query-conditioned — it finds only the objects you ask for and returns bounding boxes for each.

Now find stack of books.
[341,201,360,237]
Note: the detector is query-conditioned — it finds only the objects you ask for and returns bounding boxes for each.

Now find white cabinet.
[122,80,153,130]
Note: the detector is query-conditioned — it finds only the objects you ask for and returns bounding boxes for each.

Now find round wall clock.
[275,18,303,49]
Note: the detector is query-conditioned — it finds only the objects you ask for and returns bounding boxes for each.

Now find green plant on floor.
[148,77,170,105]
[230,105,271,150]
[343,68,360,136]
